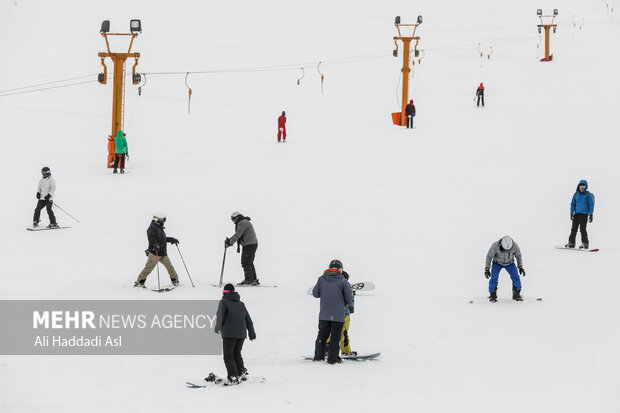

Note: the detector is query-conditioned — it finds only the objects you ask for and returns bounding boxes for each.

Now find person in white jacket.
[33,167,57,228]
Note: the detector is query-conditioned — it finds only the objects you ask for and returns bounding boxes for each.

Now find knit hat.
[231,211,241,219]
[329,259,343,270]
[223,283,235,293]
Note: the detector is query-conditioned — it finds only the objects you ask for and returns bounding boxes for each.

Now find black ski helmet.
[41,167,51,177]
[282,111,286,116]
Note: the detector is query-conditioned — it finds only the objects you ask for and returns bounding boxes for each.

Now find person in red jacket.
[405,100,416,129]
[277,111,287,142]
[476,83,485,107]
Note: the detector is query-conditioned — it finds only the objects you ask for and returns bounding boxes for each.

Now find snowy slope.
[1,0,620,411]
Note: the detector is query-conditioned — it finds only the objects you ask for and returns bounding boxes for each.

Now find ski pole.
[156,251,161,292]
[176,244,195,287]
[51,202,80,223]
[219,246,227,288]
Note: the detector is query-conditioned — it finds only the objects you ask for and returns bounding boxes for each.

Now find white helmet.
[500,236,513,250]
[153,213,166,224]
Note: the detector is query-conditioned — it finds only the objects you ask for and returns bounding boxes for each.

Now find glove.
[519,266,526,276]
[153,243,161,253]
[169,238,179,245]
[44,194,51,200]
[36,192,40,199]
[484,268,491,279]
[224,237,231,248]
[249,333,256,341]
[570,214,574,221]
[347,305,355,314]
[589,215,593,223]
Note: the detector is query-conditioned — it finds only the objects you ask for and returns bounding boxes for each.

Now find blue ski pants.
[489,262,521,292]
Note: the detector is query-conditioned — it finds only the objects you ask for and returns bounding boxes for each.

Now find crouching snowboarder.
[566,180,595,249]
[215,283,256,385]
[484,236,526,302]
[312,259,354,364]
[134,214,180,288]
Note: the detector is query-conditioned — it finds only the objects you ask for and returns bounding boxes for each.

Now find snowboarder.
[33,166,58,228]
[566,180,595,249]
[277,111,286,142]
[326,270,356,356]
[484,236,526,302]
[134,214,180,288]
[214,283,256,385]
[312,259,354,364]
[225,211,259,286]
[112,130,128,174]
[476,83,485,107]
[405,100,416,129]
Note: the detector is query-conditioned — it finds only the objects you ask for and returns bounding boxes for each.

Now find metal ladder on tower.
[121,62,126,131]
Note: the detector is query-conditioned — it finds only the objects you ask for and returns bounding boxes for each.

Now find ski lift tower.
[98,19,142,168]
[537,9,558,62]
[392,15,422,126]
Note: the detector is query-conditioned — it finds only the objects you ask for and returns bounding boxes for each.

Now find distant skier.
[134,214,180,288]
[112,130,128,174]
[405,100,416,128]
[33,166,58,228]
[327,270,356,356]
[225,211,259,285]
[484,236,525,302]
[476,83,485,107]
[277,111,287,142]
[566,180,595,249]
[312,259,354,364]
[215,283,256,385]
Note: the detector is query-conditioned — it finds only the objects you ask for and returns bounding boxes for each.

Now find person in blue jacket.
[566,180,595,249]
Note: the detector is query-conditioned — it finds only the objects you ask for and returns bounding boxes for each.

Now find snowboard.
[555,245,599,252]
[303,352,381,361]
[27,226,70,231]
[186,374,265,388]
[307,281,374,295]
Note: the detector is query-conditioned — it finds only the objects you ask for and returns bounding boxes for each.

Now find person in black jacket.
[215,283,256,384]
[134,213,180,288]
[405,100,416,128]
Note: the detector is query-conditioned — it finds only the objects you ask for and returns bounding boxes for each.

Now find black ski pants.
[314,320,345,364]
[222,337,245,379]
[477,94,485,107]
[407,115,414,128]
[113,154,126,170]
[569,213,589,245]
[33,200,56,224]
[241,243,258,282]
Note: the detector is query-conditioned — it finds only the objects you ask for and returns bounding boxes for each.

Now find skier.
[326,270,356,356]
[405,100,416,129]
[277,111,287,142]
[214,283,256,385]
[566,180,595,249]
[484,236,526,302]
[134,213,180,288]
[33,166,58,228]
[225,211,259,286]
[312,259,354,364]
[476,82,485,107]
[112,130,128,174]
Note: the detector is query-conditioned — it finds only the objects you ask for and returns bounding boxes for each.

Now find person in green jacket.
[113,130,128,174]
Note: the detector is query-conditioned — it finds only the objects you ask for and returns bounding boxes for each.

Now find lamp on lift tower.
[130,19,142,33]
[100,20,110,34]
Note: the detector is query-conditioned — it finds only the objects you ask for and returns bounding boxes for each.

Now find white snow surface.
[1,0,620,412]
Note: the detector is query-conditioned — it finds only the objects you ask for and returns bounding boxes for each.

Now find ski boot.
[32,221,39,228]
[237,279,248,286]
[579,243,589,250]
[120,169,125,174]
[489,289,498,303]
[47,223,59,229]
[239,368,248,382]
[171,279,179,287]
[249,278,260,286]
[565,242,575,248]
[134,281,146,288]
[224,376,240,386]
[512,286,523,301]
[113,168,118,174]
